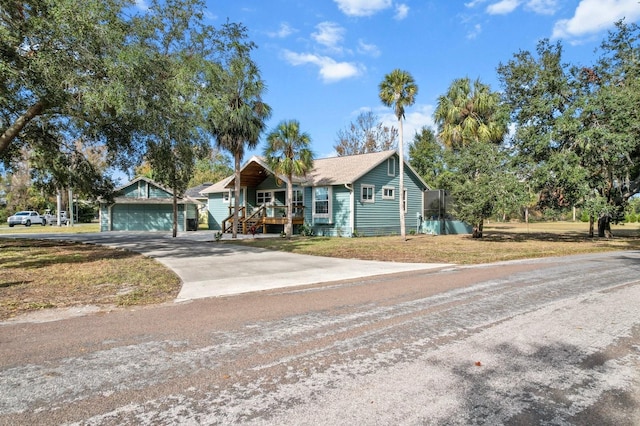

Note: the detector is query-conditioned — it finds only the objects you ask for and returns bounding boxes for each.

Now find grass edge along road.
[1,221,640,321]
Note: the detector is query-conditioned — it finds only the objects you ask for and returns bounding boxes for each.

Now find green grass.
[0,222,100,234]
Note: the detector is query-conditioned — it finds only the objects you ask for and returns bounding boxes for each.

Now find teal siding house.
[99,177,200,232]
[202,150,430,237]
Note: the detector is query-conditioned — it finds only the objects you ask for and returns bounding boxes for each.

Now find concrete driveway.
[4,231,451,301]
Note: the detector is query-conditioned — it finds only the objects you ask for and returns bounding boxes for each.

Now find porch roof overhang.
[201,156,301,193]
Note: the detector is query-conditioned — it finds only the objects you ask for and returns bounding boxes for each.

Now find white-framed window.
[403,189,408,213]
[387,157,396,176]
[382,186,395,200]
[313,186,331,218]
[361,184,375,203]
[293,189,304,216]
[222,190,230,204]
[257,190,272,205]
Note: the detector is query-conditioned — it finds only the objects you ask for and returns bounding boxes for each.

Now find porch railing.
[222,206,245,234]
[223,205,305,234]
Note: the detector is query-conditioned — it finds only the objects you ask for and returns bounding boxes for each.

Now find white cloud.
[487,0,521,15]
[485,0,558,15]
[467,23,483,39]
[312,22,346,51]
[283,50,362,83]
[525,0,558,15]
[333,0,392,17]
[552,0,640,40]
[268,23,296,39]
[135,0,149,10]
[357,39,381,57]
[394,4,410,20]
[465,0,488,8]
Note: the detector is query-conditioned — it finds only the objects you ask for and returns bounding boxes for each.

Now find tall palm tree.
[207,55,271,238]
[379,69,418,240]
[433,77,506,150]
[264,120,314,238]
[434,77,508,238]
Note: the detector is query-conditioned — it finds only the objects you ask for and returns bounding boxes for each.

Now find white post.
[68,188,74,227]
[56,190,62,226]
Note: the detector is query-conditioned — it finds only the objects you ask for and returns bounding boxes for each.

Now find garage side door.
[111,204,173,231]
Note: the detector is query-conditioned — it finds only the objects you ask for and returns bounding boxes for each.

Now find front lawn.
[0,238,181,321]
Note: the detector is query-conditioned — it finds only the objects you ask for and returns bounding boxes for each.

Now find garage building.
[100,177,200,232]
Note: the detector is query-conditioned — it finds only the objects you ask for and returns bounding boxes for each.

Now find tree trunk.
[232,152,241,239]
[472,219,483,238]
[598,215,613,238]
[286,176,293,238]
[0,100,46,155]
[589,215,595,238]
[398,118,406,241]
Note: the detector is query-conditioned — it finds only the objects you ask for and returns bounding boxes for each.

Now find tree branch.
[0,100,47,155]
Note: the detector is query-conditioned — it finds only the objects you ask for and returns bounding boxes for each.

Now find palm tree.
[433,77,506,150]
[434,77,508,238]
[207,55,271,238]
[264,120,314,238]
[379,69,418,240]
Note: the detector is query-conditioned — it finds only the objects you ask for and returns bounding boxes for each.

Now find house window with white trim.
[293,189,304,216]
[382,186,395,200]
[313,187,331,217]
[388,157,396,176]
[361,184,375,203]
[222,191,230,204]
[403,189,408,213]
[257,190,272,205]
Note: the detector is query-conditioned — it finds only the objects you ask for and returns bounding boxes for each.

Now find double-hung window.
[387,157,396,176]
[313,187,331,218]
[382,186,395,200]
[361,184,375,203]
[403,189,408,213]
[293,189,304,216]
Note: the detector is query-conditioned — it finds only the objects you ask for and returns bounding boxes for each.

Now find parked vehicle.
[59,211,69,225]
[7,211,47,227]
[43,209,68,226]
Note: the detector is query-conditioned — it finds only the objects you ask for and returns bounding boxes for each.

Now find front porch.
[222,205,305,235]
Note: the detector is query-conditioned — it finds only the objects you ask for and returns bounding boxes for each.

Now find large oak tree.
[498,21,640,237]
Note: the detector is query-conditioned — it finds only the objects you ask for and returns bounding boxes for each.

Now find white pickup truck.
[7,211,47,227]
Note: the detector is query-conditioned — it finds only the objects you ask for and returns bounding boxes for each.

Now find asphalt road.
[1,251,640,425]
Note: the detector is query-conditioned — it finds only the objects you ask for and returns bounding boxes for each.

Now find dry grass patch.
[0,239,181,321]
[228,222,640,264]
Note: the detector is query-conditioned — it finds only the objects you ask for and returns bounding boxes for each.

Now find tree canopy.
[334,110,397,156]
[498,21,640,237]
[434,77,507,150]
[434,77,512,238]
[205,31,271,238]
[1,0,268,236]
[408,126,444,189]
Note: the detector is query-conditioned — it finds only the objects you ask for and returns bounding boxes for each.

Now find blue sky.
[190,1,640,162]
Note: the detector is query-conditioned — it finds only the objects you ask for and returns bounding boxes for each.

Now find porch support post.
[345,183,354,236]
